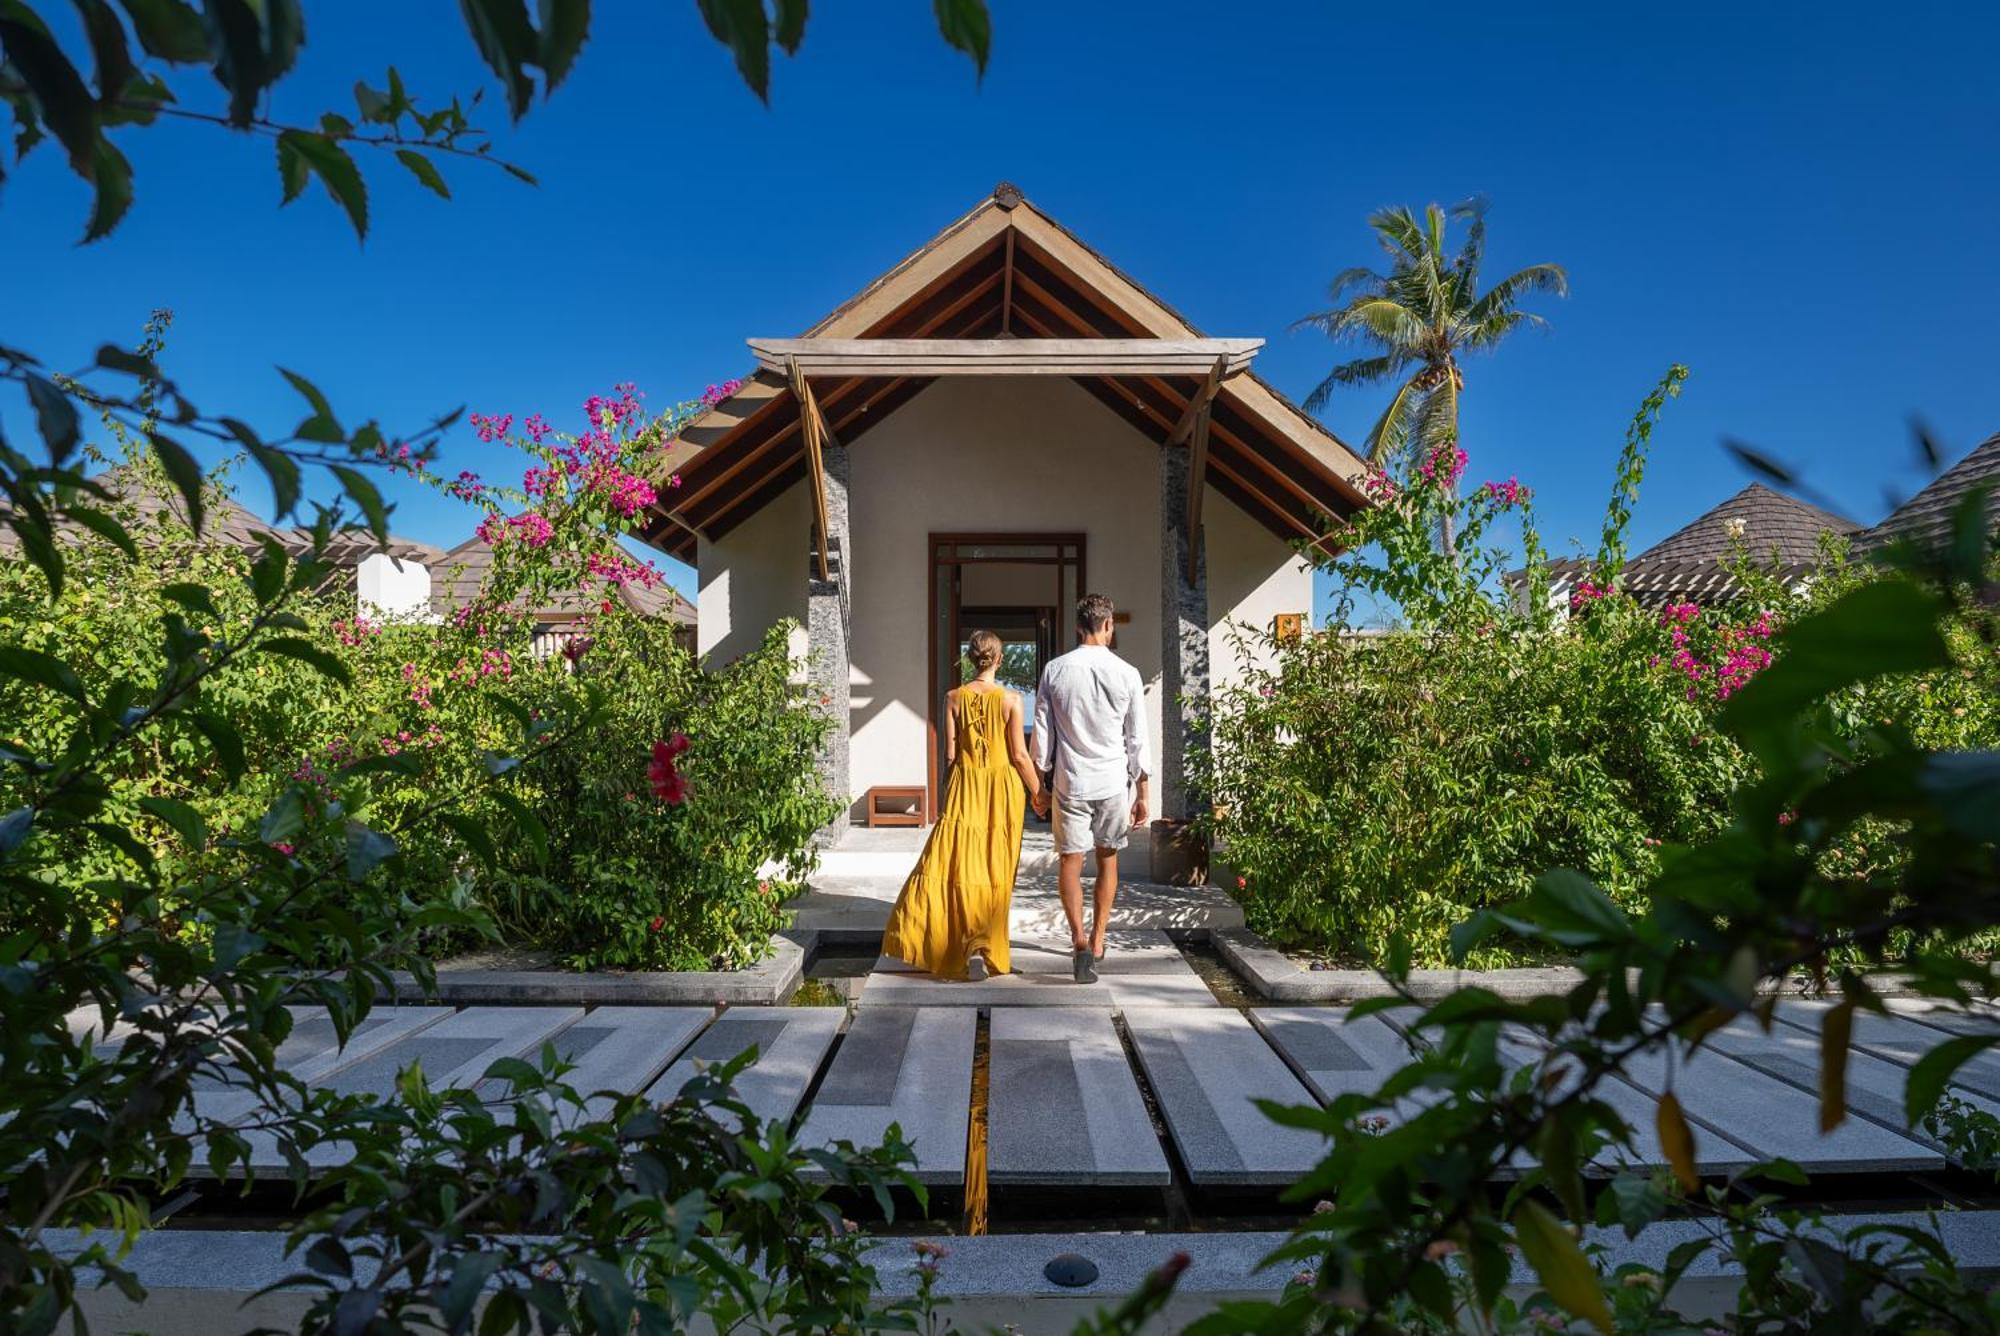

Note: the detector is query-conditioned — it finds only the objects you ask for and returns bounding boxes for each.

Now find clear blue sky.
[10,1,1998,620]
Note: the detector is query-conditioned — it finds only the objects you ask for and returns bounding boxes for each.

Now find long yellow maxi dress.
[880,687,1021,979]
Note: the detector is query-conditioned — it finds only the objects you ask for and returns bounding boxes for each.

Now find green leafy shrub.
[1207,368,2000,967]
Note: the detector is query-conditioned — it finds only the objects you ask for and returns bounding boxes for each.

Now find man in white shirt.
[1031,593,1150,984]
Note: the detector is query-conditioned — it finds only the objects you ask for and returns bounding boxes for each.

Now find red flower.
[648,915,664,932]
[648,735,691,804]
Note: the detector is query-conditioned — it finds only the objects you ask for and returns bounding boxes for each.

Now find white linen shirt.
[1031,644,1150,801]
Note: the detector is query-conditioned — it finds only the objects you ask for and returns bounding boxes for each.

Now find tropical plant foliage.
[0,0,991,241]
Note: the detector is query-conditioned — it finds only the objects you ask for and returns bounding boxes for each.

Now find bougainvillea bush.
[0,382,832,973]
[1206,367,2000,966]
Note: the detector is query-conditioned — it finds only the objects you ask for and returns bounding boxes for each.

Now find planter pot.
[1149,818,1211,887]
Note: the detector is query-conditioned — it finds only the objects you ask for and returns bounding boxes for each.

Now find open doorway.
[927,534,1086,821]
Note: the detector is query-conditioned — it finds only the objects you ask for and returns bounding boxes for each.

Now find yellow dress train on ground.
[880,687,1022,979]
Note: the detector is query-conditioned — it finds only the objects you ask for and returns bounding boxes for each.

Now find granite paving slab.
[1612,1023,1939,1173]
[987,1008,1170,1186]
[475,1006,712,1120]
[859,933,1218,1008]
[1250,1007,1428,1118]
[244,1006,582,1171]
[1121,1007,1326,1186]
[1777,1000,2000,1104]
[645,1006,842,1129]
[798,1007,975,1184]
[1706,1008,2000,1154]
[1496,1026,1744,1174]
[194,1006,455,1128]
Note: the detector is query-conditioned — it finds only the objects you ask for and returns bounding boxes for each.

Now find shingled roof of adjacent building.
[1863,430,2000,551]
[1516,483,1861,608]
[1631,482,1859,567]
[428,535,694,625]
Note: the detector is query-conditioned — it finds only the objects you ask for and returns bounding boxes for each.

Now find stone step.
[790,872,1241,942]
[474,1005,713,1121]
[645,1007,843,1130]
[857,933,1218,1009]
[1122,1007,1326,1187]
[988,1008,1170,1187]
[1249,1007,1433,1127]
[797,1007,975,1185]
[1778,999,2000,1103]
[1612,1022,1938,1174]
[1706,1009,2000,1157]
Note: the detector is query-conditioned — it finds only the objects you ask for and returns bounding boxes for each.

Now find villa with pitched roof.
[639,185,1370,841]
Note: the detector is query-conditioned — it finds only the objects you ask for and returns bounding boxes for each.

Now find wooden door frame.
[926,533,1086,821]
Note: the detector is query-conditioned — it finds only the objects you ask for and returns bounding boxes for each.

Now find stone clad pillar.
[1158,443,1210,824]
[808,440,852,846]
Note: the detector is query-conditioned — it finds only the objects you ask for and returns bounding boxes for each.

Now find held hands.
[1031,788,1051,819]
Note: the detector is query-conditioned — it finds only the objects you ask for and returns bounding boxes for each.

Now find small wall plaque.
[1273,612,1305,644]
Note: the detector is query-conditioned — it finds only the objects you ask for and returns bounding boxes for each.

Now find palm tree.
[1297,199,1567,479]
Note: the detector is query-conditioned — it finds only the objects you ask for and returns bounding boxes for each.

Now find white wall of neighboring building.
[356,553,435,622]
[696,374,1316,818]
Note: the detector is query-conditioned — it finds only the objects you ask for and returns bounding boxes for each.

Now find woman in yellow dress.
[881,629,1042,981]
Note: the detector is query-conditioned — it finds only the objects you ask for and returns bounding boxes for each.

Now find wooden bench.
[865,785,927,828]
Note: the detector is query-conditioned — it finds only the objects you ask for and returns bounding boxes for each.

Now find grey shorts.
[1052,789,1132,856]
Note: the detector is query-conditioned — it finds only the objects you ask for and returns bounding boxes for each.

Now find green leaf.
[441,1251,502,1325]
[1528,868,1631,943]
[438,811,498,868]
[394,149,450,200]
[63,504,138,558]
[139,796,207,851]
[146,430,205,534]
[276,131,309,203]
[344,820,397,881]
[1905,1033,2000,1125]
[1919,752,2000,842]
[931,0,991,77]
[329,465,389,541]
[24,372,80,461]
[115,0,211,62]
[0,646,91,707]
[259,636,354,685]
[770,0,805,52]
[258,787,306,845]
[187,712,246,781]
[95,342,161,378]
[490,790,548,866]
[696,0,771,100]
[458,0,538,117]
[1512,1198,1613,1333]
[0,6,100,172]
[248,443,302,519]
[82,135,134,240]
[535,0,590,90]
[274,130,368,239]
[77,0,138,105]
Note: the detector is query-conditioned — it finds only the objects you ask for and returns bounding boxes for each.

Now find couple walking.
[882,594,1150,985]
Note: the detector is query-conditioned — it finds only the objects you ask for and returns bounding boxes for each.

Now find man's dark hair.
[1077,593,1116,635]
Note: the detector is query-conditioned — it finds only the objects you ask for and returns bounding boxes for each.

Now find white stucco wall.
[696,374,1317,819]
[696,479,809,668]
[1203,482,1314,689]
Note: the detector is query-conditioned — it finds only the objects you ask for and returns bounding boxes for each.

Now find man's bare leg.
[1090,847,1119,958]
[1058,851,1090,952]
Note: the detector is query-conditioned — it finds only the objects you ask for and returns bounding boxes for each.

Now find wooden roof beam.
[746,337,1263,379]
[785,356,837,582]
[1183,356,1226,583]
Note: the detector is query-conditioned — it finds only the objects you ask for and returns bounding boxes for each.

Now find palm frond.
[1323,266,1384,303]
[1451,196,1489,297]
[1414,371,1460,458]
[1367,206,1428,266]
[1342,297,1429,347]
[1301,352,1408,413]
[1362,372,1424,465]
[1463,309,1549,349]
[1463,263,1569,326]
